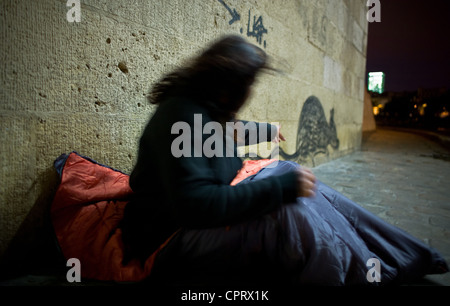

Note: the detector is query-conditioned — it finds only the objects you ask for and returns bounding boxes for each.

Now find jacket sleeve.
[230,120,277,146]
[167,156,298,229]
[161,111,298,229]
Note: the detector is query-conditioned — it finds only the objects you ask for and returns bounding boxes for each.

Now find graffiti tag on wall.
[246,10,268,48]
[248,96,340,166]
[280,96,340,166]
[217,0,240,25]
[217,0,268,48]
[216,4,339,165]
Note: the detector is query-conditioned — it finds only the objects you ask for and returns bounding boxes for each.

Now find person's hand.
[296,167,316,198]
[272,125,286,143]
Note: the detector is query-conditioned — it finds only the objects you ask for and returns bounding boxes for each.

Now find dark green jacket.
[122,97,298,259]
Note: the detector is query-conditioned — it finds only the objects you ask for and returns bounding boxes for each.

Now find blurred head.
[191,35,268,111]
[148,35,270,117]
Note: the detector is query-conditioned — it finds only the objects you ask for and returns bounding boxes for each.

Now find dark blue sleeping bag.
[149,161,448,286]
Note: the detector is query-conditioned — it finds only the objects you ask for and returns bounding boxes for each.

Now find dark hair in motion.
[147,35,270,119]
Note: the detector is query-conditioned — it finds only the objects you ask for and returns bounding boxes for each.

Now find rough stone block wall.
[0,0,368,272]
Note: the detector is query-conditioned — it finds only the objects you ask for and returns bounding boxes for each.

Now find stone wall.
[0,0,368,272]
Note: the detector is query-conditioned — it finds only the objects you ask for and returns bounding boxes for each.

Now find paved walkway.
[313,127,450,285]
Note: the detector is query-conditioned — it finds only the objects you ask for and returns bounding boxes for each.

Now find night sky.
[365,0,450,92]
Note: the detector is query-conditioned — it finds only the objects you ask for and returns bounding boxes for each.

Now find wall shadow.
[0,166,66,281]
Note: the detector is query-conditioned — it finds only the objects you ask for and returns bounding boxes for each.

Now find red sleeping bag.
[50,152,275,282]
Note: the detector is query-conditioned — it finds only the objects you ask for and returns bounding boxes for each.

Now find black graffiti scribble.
[217,0,240,25]
[246,96,339,166]
[247,10,268,48]
[280,96,340,166]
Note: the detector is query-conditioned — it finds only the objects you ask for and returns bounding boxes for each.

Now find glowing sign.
[368,72,385,94]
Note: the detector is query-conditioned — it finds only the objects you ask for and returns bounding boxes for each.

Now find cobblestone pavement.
[313,127,450,285]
